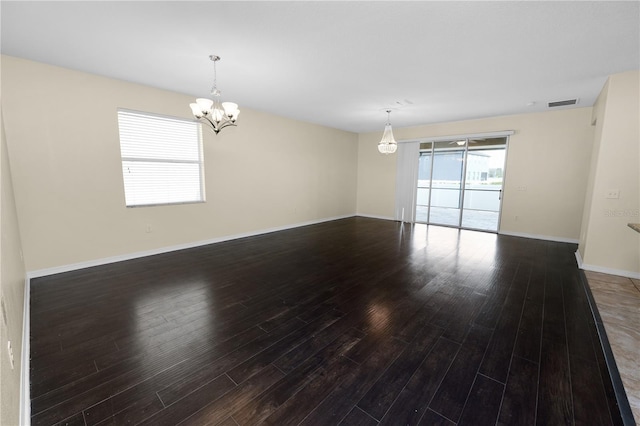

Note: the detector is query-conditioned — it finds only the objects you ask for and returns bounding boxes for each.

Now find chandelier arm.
[198,116,237,134]
[199,116,220,134]
[217,121,237,131]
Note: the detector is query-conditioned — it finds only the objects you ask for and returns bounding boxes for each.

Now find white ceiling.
[1,1,639,133]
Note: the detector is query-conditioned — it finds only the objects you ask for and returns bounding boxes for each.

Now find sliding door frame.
[397,130,513,232]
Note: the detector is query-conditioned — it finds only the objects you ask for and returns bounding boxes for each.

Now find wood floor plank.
[429,285,475,331]
[262,355,357,425]
[338,407,378,426]
[175,365,284,426]
[31,323,270,424]
[570,350,615,425]
[537,336,573,424]
[54,412,85,426]
[92,393,163,426]
[378,337,460,425]
[230,329,362,425]
[417,409,456,426]
[299,338,406,426]
[473,271,516,328]
[272,315,363,374]
[356,324,444,420]
[478,305,523,384]
[394,289,451,344]
[457,374,505,426]
[427,324,493,423]
[512,298,543,363]
[156,316,306,407]
[31,358,98,400]
[441,290,487,344]
[496,355,539,426]
[28,218,624,426]
[135,373,236,426]
[536,269,573,425]
[226,310,343,383]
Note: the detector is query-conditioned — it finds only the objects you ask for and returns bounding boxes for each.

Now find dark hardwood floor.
[30,217,624,425]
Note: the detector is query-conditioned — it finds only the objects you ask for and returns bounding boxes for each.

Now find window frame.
[117,108,206,208]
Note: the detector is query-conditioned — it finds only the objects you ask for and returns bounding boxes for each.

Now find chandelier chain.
[210,55,219,96]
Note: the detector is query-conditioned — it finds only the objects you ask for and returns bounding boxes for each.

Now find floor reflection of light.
[368,303,390,334]
[411,223,428,250]
[132,280,214,372]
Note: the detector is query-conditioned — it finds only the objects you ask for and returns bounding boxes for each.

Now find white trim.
[27,215,355,279]
[575,249,584,269]
[398,130,515,144]
[356,213,395,221]
[19,277,30,426]
[498,230,579,244]
[576,256,640,280]
[117,107,195,125]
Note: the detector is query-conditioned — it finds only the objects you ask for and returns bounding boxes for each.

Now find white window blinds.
[117,110,204,207]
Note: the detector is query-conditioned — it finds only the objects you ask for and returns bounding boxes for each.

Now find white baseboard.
[575,249,584,269]
[575,250,640,279]
[355,213,395,221]
[20,277,30,426]
[27,214,356,279]
[498,230,579,244]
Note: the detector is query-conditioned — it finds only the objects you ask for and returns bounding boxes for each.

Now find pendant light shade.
[378,110,398,154]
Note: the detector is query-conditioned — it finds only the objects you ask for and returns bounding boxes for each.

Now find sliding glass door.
[415,137,507,232]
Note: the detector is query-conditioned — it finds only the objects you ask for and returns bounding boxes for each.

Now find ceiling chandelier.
[189,55,240,134]
[378,109,397,154]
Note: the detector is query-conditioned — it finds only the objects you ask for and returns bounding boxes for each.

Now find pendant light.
[189,55,240,134]
[378,109,398,154]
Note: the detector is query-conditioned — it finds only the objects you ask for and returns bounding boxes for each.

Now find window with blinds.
[117,109,205,207]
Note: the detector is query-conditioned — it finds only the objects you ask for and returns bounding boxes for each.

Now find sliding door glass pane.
[429,141,464,226]
[461,137,507,231]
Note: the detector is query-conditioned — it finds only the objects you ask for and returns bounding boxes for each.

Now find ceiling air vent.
[548,98,579,108]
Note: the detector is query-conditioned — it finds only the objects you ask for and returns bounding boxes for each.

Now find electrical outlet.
[7,340,14,369]
[517,186,527,191]
[146,224,152,233]
[606,189,620,199]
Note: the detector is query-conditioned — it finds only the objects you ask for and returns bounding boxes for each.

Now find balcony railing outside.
[416,182,501,231]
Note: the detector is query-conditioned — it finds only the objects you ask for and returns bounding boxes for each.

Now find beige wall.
[1,105,27,426]
[579,70,640,276]
[1,56,358,272]
[357,108,595,241]
[578,81,608,260]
